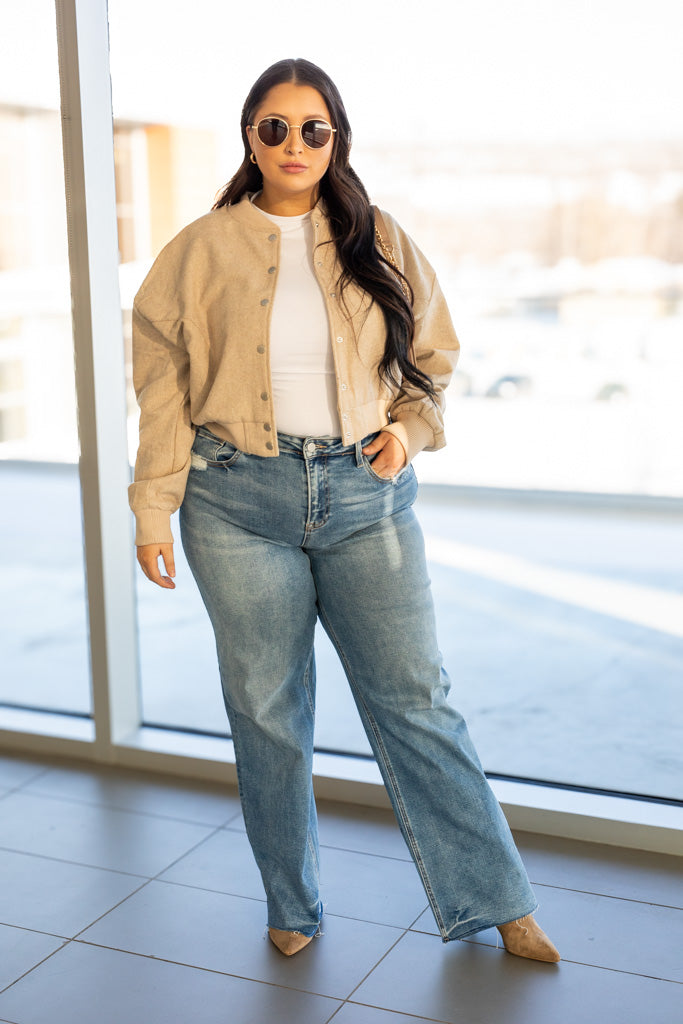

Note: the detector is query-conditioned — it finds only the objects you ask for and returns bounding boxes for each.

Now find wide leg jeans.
[179,426,537,940]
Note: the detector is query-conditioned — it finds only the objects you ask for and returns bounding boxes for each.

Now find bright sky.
[2,0,683,144]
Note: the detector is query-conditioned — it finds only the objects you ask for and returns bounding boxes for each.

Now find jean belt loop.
[354,440,364,467]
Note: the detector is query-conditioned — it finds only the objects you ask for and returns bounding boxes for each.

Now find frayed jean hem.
[440,900,539,943]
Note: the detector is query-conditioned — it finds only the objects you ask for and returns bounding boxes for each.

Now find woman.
[129,58,560,964]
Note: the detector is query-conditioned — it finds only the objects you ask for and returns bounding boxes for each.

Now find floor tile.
[463,884,683,982]
[331,1004,446,1024]
[80,880,402,1000]
[0,942,339,1024]
[0,849,147,936]
[0,925,64,991]
[319,846,428,927]
[515,831,683,908]
[0,756,50,790]
[159,829,265,900]
[0,791,215,876]
[411,906,438,935]
[161,831,428,929]
[25,764,242,826]
[412,883,683,982]
[353,930,683,1024]
[317,801,410,861]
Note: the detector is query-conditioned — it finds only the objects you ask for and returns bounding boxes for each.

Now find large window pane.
[108,0,683,800]
[0,3,91,716]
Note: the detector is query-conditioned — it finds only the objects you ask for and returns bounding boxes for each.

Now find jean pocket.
[361,455,397,485]
[191,429,242,468]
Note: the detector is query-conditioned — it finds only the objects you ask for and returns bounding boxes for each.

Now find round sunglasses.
[250,116,336,150]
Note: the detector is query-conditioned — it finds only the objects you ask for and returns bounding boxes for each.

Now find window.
[0,6,90,719]
[1,1,680,823]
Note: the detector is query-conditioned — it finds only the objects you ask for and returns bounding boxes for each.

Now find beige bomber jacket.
[128,193,460,546]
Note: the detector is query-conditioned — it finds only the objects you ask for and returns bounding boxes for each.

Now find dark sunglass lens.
[257,118,288,146]
[301,120,332,149]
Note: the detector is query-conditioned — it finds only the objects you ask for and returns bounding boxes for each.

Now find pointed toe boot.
[268,927,315,957]
[497,915,561,963]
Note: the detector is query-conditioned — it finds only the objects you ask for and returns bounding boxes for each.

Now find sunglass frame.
[250,116,337,150]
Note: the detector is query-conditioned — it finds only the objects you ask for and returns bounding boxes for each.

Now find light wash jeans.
[179,426,537,941]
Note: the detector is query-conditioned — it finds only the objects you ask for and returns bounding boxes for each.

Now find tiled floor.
[0,751,680,1023]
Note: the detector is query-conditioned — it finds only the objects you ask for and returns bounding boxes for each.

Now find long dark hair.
[213,58,435,401]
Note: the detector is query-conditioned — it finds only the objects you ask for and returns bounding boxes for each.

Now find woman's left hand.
[362,431,407,479]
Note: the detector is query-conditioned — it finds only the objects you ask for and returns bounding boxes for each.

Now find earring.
[250,152,257,165]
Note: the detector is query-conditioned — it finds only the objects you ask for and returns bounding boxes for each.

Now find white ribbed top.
[251,196,339,437]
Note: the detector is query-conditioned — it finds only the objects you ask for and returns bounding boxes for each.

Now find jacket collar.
[228,192,329,233]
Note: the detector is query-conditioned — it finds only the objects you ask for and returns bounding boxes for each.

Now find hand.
[137,542,176,589]
[361,431,407,479]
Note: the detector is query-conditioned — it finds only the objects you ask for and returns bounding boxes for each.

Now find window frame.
[2,0,680,857]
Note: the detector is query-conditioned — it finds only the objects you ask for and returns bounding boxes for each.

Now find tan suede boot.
[268,927,315,956]
[496,915,561,962]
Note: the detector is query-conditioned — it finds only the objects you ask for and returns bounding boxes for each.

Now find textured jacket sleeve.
[376,211,460,463]
[127,305,195,546]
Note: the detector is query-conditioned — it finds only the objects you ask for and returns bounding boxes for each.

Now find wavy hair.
[212,58,435,401]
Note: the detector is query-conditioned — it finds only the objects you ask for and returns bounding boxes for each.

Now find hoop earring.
[250,152,257,165]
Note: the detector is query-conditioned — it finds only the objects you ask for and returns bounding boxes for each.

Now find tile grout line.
[64,937,351,1003]
[329,1000,452,1024]
[320,902,458,1023]
[137,875,269,906]
[0,766,55,801]
[2,756,682,1012]
[1,932,343,1009]
[529,878,683,910]
[90,866,430,937]
[0,843,153,879]
[339,925,413,1005]
[344,921,683,989]
[0,807,234,884]
[70,878,157,942]
[69,823,232,941]
[146,823,229,881]
[0,843,152,879]
[0,939,71,996]
[0,920,68,942]
[454,939,683,985]
[4,783,244,828]
[316,840,413,864]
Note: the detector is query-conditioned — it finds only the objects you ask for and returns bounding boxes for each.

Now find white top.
[251,196,340,438]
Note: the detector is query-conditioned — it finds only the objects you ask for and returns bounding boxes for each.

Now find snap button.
[305,441,317,457]
[268,233,277,241]
[260,298,269,306]
[264,423,272,431]
[257,345,266,354]
[268,266,276,274]
[266,441,274,451]
[260,392,268,401]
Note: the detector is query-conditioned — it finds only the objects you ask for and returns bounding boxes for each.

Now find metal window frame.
[0,0,681,859]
